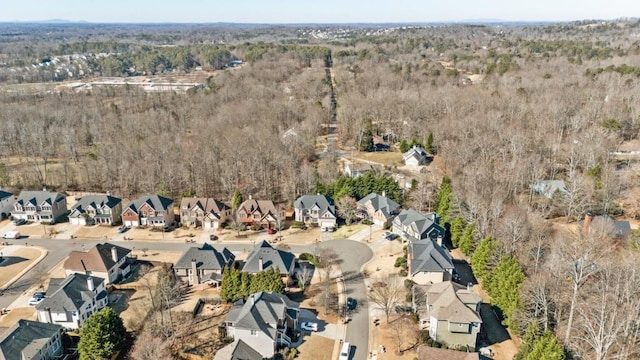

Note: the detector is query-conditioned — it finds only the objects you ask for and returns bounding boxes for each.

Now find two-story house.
[357,192,400,228]
[63,243,131,284]
[408,238,454,284]
[12,190,67,224]
[0,190,14,219]
[180,197,231,229]
[219,292,300,359]
[68,194,122,225]
[36,273,108,329]
[121,194,174,227]
[413,282,482,350]
[293,194,336,229]
[236,196,282,229]
[392,209,444,243]
[174,243,235,287]
[243,240,296,278]
[0,320,64,360]
[403,145,430,166]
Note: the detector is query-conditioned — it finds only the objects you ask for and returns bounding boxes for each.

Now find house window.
[251,330,257,336]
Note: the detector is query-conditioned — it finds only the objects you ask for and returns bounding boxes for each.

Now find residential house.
[63,243,131,285]
[243,240,296,277]
[408,238,454,284]
[12,190,67,224]
[0,320,64,360]
[392,209,444,243]
[343,162,383,178]
[403,145,430,166]
[530,180,568,199]
[68,194,122,225]
[174,243,235,286]
[236,196,282,229]
[214,339,263,360]
[417,346,480,360]
[222,292,300,358]
[121,194,175,227]
[0,190,14,219]
[357,192,400,227]
[293,194,337,228]
[36,273,108,329]
[413,282,482,350]
[580,212,631,239]
[180,197,231,229]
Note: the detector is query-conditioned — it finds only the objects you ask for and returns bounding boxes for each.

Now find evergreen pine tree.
[435,176,453,222]
[450,216,466,248]
[459,223,476,255]
[470,236,498,280]
[425,132,435,154]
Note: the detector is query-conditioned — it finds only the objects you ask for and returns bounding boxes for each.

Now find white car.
[339,342,351,360]
[300,321,318,332]
[2,231,20,239]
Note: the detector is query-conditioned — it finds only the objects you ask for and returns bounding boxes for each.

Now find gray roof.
[0,320,63,360]
[15,190,65,207]
[530,180,568,199]
[294,194,335,216]
[403,145,428,163]
[358,192,400,220]
[243,241,295,275]
[580,215,632,238]
[409,239,454,276]
[174,243,235,271]
[231,339,263,360]
[69,195,121,217]
[37,273,106,312]
[226,292,299,337]
[123,194,173,214]
[395,209,444,241]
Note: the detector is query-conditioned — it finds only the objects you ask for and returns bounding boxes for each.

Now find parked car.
[163,224,175,232]
[300,322,318,332]
[346,297,357,311]
[117,225,129,234]
[321,225,335,232]
[12,219,27,226]
[452,273,461,283]
[339,342,351,360]
[209,234,218,241]
[2,231,20,239]
[28,292,46,306]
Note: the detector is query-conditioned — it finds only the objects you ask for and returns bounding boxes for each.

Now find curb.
[331,266,347,360]
[0,246,48,291]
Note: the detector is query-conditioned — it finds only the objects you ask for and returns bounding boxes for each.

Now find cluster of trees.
[314,173,404,205]
[78,307,127,360]
[220,267,286,302]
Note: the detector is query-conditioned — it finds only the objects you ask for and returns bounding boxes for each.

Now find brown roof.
[417,346,479,360]
[238,198,278,217]
[63,243,131,273]
[418,282,482,324]
[181,197,230,215]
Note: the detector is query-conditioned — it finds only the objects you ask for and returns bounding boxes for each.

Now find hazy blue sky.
[1,0,638,23]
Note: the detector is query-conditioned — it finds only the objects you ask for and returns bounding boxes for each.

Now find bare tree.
[337,195,358,225]
[297,266,314,293]
[129,331,172,360]
[368,273,403,324]
[390,315,418,355]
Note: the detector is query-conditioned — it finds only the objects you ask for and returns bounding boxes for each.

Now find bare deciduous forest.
[3,20,640,358]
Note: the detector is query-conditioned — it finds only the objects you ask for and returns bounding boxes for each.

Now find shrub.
[362,219,373,225]
[404,279,415,289]
[291,221,305,228]
[399,269,408,277]
[394,256,407,268]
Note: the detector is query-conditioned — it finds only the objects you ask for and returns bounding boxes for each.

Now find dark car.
[117,225,129,233]
[12,219,27,226]
[346,297,357,311]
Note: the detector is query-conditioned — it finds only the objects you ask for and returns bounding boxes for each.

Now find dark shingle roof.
[174,243,235,270]
[0,320,62,360]
[123,194,173,213]
[243,241,295,275]
[69,195,121,217]
[294,194,336,216]
[36,273,106,312]
[231,339,263,360]
[0,190,12,201]
[226,292,299,337]
[15,190,65,207]
[395,209,444,241]
[409,239,454,276]
[357,193,400,219]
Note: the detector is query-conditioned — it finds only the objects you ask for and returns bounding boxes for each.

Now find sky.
[1,0,639,24]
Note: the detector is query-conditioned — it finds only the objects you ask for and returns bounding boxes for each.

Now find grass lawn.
[353,151,403,166]
[332,224,364,239]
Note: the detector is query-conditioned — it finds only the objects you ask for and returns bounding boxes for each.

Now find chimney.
[111,246,118,262]
[381,191,386,198]
[249,194,252,200]
[258,256,264,270]
[42,187,47,192]
[582,211,593,234]
[87,276,94,291]
[44,307,53,324]
[106,191,111,196]
[436,235,443,247]
[191,258,199,285]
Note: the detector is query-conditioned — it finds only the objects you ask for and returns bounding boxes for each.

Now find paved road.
[317,240,373,360]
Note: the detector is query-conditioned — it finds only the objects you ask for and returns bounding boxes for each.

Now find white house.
[69,194,122,225]
[293,194,336,229]
[403,145,430,166]
[0,320,64,360]
[36,273,108,329]
[12,190,67,224]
